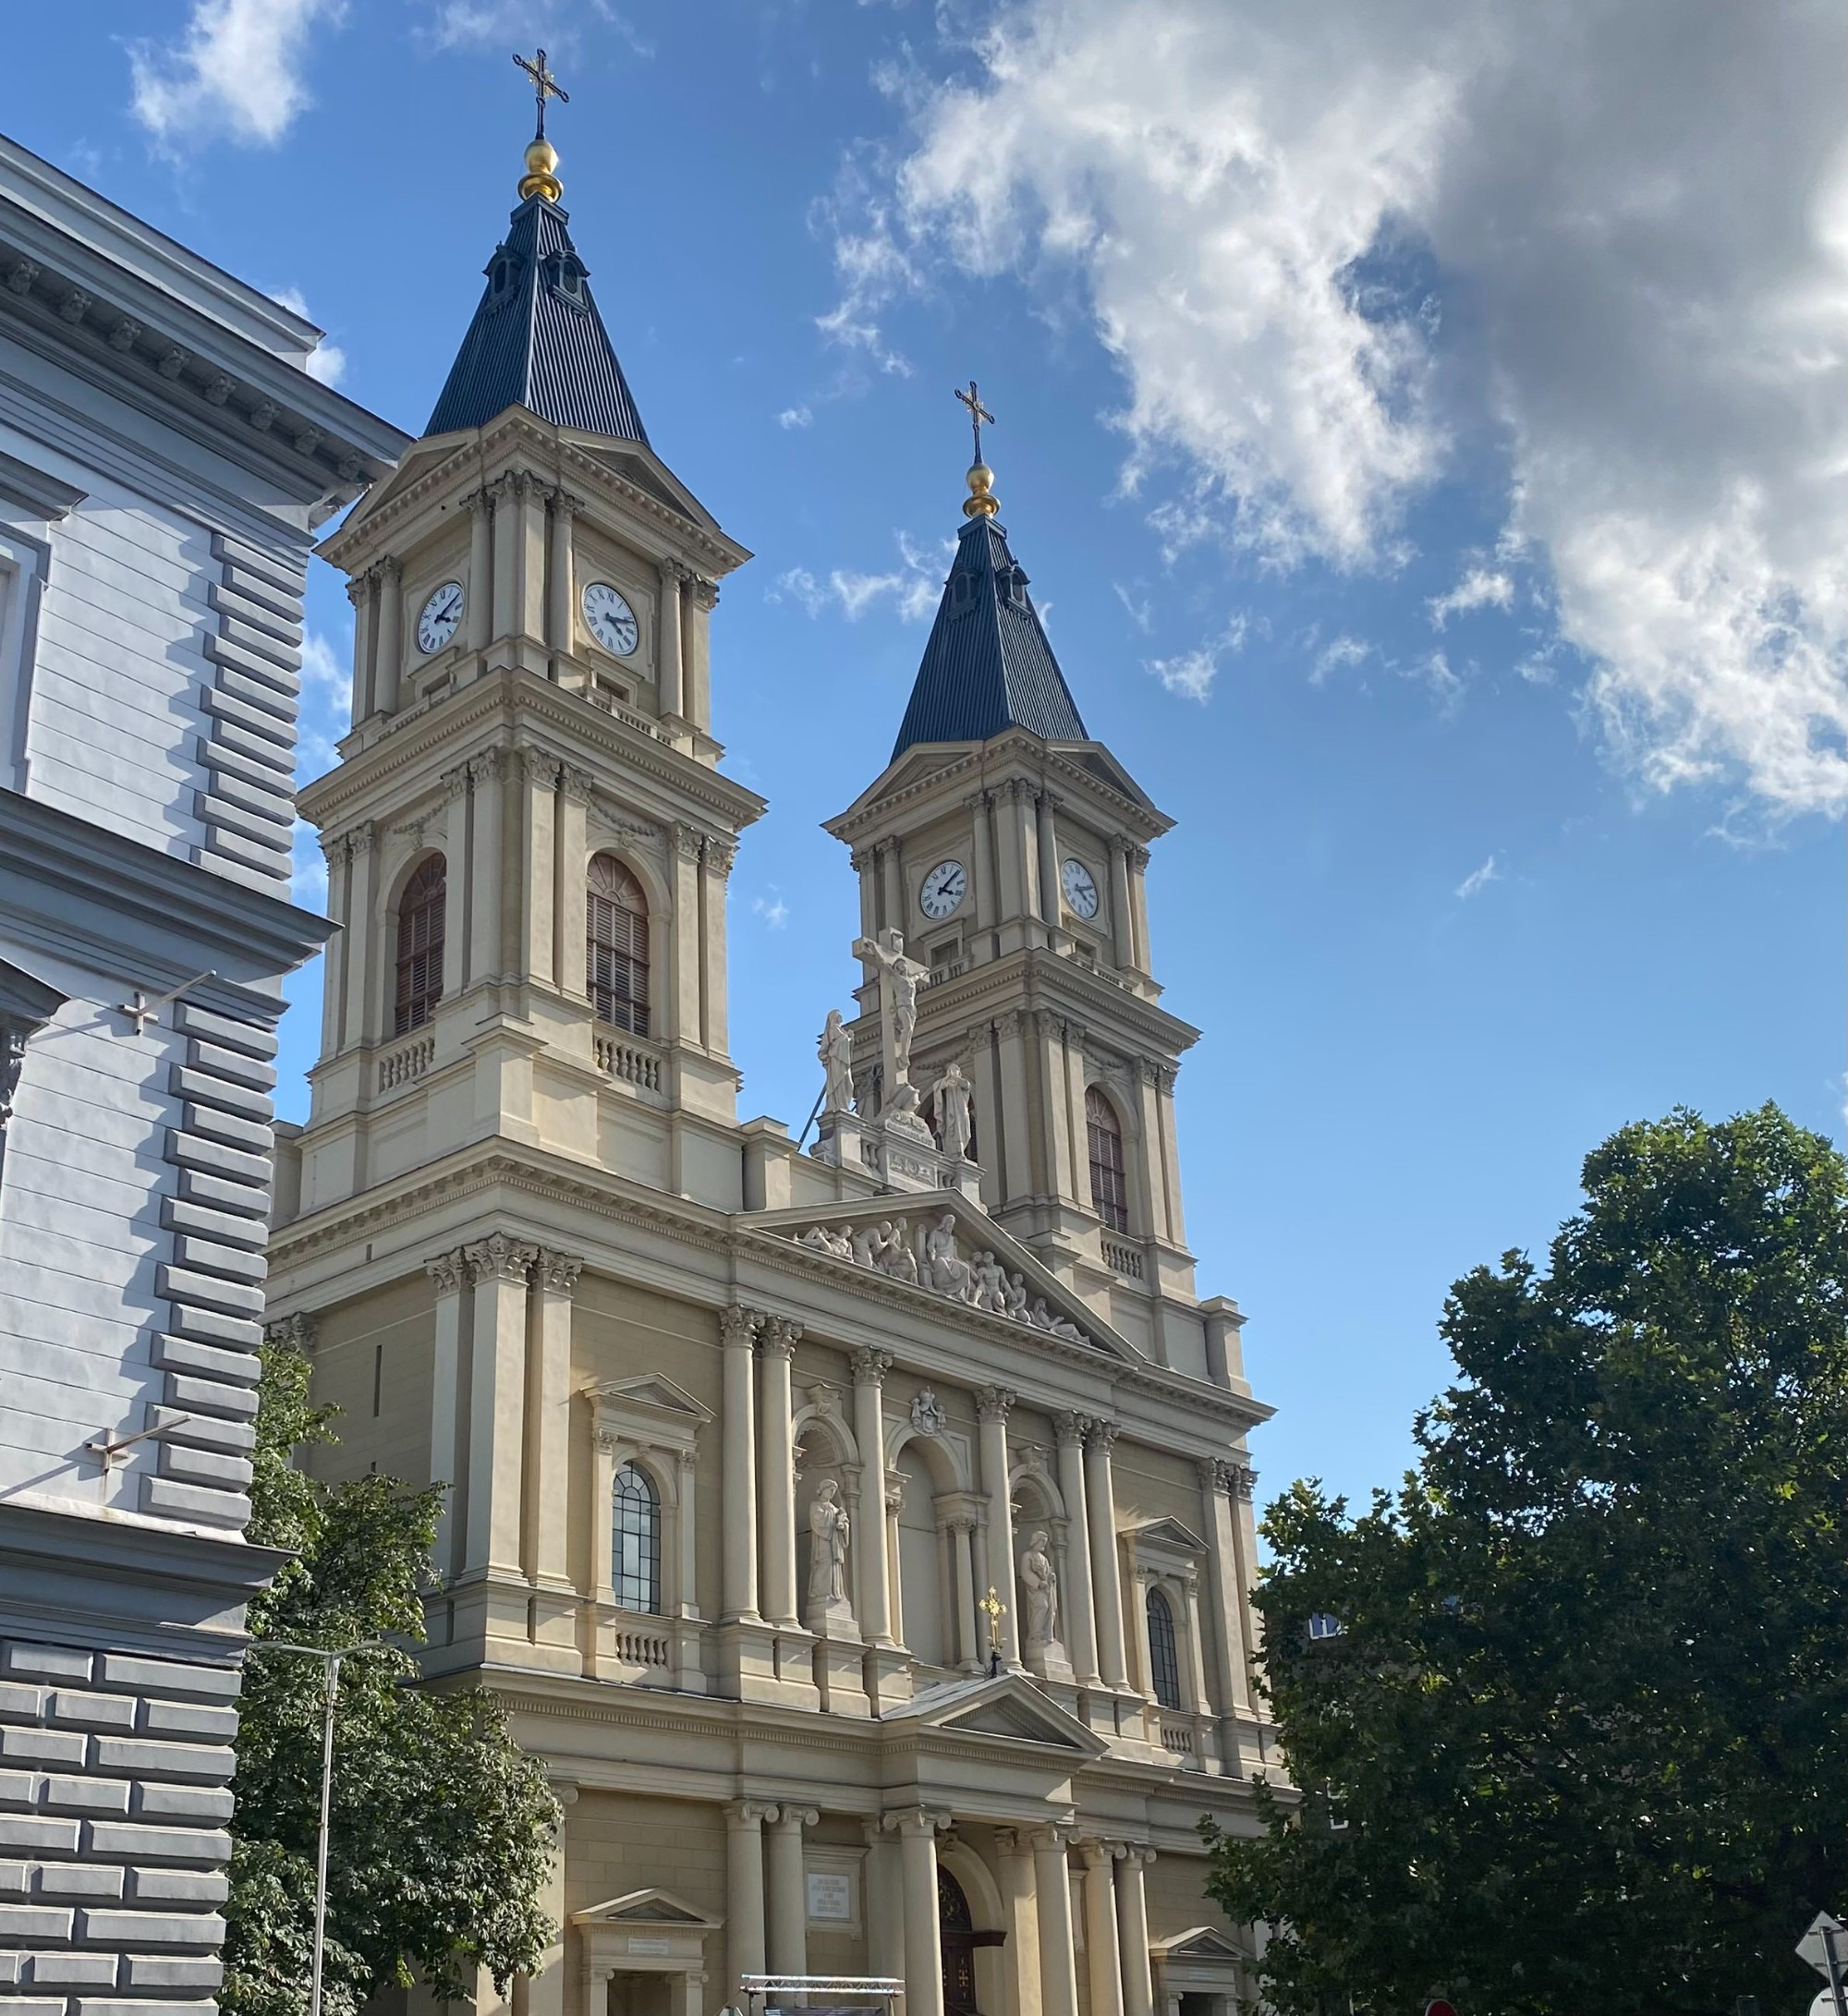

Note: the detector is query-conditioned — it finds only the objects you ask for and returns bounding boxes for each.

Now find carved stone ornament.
[561,765,596,806]
[249,397,276,431]
[851,1346,892,1386]
[807,1381,843,1419]
[464,1233,537,1284]
[1053,1411,1089,1449]
[108,318,141,352]
[425,1250,466,1295]
[57,288,91,324]
[909,1389,947,1439]
[537,1249,584,1293]
[977,1385,1015,1425]
[6,260,40,295]
[265,1311,316,1354]
[760,1315,803,1358]
[792,1216,1093,1348]
[720,1305,760,1350]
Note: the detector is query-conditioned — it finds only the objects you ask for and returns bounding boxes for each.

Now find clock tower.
[825,455,1210,1369]
[290,127,762,1216]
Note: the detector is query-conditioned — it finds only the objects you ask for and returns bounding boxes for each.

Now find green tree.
[224,1341,558,2016]
[1207,1104,1848,2015]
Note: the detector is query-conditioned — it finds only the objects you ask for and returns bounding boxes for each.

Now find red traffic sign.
[1425,2002,1459,2016]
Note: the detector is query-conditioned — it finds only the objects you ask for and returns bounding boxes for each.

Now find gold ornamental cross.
[955,380,995,467]
[513,47,569,138]
[979,1585,1006,1653]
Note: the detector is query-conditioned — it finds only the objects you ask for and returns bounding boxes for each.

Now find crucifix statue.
[851,926,929,1109]
[513,47,569,138]
[954,380,995,468]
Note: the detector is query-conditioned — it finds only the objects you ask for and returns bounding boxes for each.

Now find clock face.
[582,581,639,657]
[1061,856,1100,919]
[416,580,465,655]
[918,859,967,920]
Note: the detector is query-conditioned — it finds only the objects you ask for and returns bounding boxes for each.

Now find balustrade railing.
[611,1626,671,1668]
[595,1033,664,1093]
[377,1034,434,1092]
[1102,1237,1145,1280]
[1159,1711,1197,1761]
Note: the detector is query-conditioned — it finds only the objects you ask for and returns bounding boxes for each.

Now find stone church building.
[265,124,1274,2016]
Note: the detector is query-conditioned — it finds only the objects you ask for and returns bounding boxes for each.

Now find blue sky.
[8,1,1842,1516]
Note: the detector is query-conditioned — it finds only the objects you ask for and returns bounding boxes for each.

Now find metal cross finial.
[954,380,995,468]
[979,1585,1006,1651]
[513,47,569,139]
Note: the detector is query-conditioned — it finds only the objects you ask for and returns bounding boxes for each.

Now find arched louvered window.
[394,856,446,1036]
[587,855,650,1035]
[1147,1585,1183,1710]
[612,1461,661,1614]
[1086,1087,1129,1233]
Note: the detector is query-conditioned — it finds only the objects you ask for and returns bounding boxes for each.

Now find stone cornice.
[910,946,1202,1057]
[295,664,765,835]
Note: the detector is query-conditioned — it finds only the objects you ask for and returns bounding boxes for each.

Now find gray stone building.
[0,132,406,2007]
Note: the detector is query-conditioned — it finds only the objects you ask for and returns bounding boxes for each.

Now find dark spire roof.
[425,194,648,443]
[891,513,1088,759]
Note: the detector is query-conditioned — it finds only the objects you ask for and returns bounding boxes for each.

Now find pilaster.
[374,555,404,715]
[425,1248,466,1583]
[1053,1414,1100,1687]
[467,748,505,986]
[978,1385,1021,1668]
[1084,1419,1129,1690]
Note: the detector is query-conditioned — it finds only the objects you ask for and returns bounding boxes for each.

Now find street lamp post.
[248,1641,379,2016]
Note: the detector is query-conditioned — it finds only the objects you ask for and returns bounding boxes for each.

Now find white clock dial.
[1061,856,1100,919]
[416,580,465,656]
[918,859,967,920]
[582,581,639,657]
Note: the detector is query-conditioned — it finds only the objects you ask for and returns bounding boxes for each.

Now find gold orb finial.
[964,462,1000,519]
[519,137,563,203]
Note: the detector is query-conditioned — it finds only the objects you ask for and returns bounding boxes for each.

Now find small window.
[394,856,446,1036]
[612,1462,661,1613]
[1147,1585,1183,1710]
[1086,1087,1129,1233]
[587,854,650,1036]
[1307,1612,1344,1642]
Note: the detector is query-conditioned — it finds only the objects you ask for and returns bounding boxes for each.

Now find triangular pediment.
[587,1373,712,1423]
[1152,1926,1245,1963]
[573,1888,717,1929]
[889,1673,1112,1756]
[1131,1516,1207,1554]
[746,1191,1139,1366]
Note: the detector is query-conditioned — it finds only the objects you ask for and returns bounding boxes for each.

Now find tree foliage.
[1207,1105,1848,2015]
[225,1342,558,2016]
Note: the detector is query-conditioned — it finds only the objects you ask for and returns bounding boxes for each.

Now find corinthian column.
[425,1249,466,1582]
[887,1808,947,2016]
[530,1250,581,1589]
[1078,1841,1125,2016]
[758,1317,801,1629]
[373,555,403,714]
[853,1350,894,1644]
[978,1387,1021,1668]
[1085,1421,1129,1688]
[721,1307,761,1622]
[657,560,686,721]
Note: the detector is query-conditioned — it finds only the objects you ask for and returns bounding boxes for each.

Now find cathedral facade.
[265,127,1273,2016]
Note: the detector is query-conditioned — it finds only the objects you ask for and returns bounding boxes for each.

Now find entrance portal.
[938,1868,1003,2016]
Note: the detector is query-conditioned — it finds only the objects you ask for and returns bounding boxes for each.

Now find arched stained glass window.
[1147,1585,1183,1710]
[1086,1086,1129,1233]
[394,856,446,1036]
[587,854,650,1036]
[612,1461,661,1614]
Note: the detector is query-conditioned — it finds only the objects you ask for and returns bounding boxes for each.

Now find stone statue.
[1003,1272,1030,1321]
[881,1223,919,1285]
[925,1214,976,1301]
[819,1008,856,1114]
[931,1060,975,1162]
[808,1480,851,1614]
[971,1250,1008,1314]
[1018,1529,1060,1647]
[852,927,928,1101]
[886,1077,933,1141]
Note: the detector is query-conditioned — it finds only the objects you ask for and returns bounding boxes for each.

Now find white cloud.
[751,893,791,929]
[1113,583,1152,633]
[1455,854,1502,900]
[829,0,1848,816]
[428,2,654,58]
[1147,614,1247,703]
[295,628,349,784]
[1311,634,1371,684]
[269,288,346,386]
[778,406,814,430]
[130,0,345,150]
[771,531,948,624]
[1428,567,1514,629]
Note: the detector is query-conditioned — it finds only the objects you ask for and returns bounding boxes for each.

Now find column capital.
[547,487,583,518]
[720,1304,761,1350]
[442,762,470,802]
[468,746,505,785]
[1228,1461,1257,1500]
[466,483,493,518]
[660,556,693,587]
[344,575,370,609]
[520,744,561,789]
[346,817,377,857]
[264,1311,316,1354]
[692,576,720,611]
[463,1233,536,1285]
[1027,1824,1076,1852]
[771,1804,819,1830]
[673,820,706,862]
[991,1827,1030,1856]
[1087,1418,1121,1452]
[424,1249,467,1295]
[760,1316,803,1358]
[725,1799,777,1826]
[1053,1410,1090,1449]
[1076,1838,1113,1869]
[705,834,738,880]
[977,1385,1015,1424]
[561,764,596,806]
[851,1346,893,1386]
[1109,832,1132,860]
[535,1248,583,1294]
[882,1806,950,1838]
